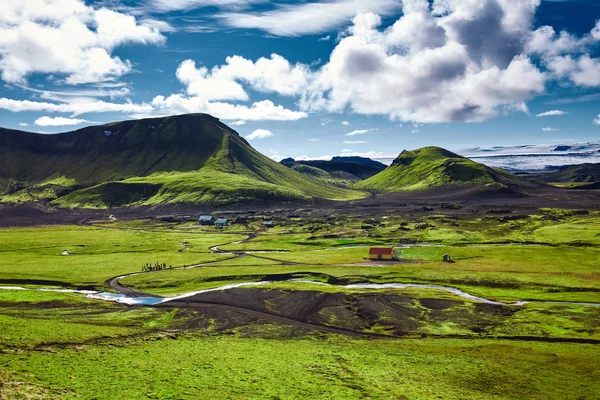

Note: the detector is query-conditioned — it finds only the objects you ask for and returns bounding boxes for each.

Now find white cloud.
[345,129,369,136]
[338,150,396,159]
[594,114,600,125]
[541,127,558,132]
[19,122,28,127]
[150,95,307,121]
[0,86,307,123]
[218,0,402,37]
[0,97,154,115]
[526,18,600,87]
[319,35,331,42]
[34,116,91,126]
[175,54,310,101]
[230,120,246,126]
[0,0,166,84]
[536,110,568,117]
[307,138,320,142]
[245,129,273,140]
[299,1,547,123]
[546,55,600,87]
[176,59,248,101]
[147,0,266,12]
[341,120,350,125]
[343,140,367,144]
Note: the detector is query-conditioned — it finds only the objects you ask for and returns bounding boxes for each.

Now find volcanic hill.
[0,114,365,208]
[357,146,543,194]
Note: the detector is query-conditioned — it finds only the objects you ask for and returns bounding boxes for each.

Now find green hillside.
[543,163,600,183]
[0,114,366,208]
[356,146,541,193]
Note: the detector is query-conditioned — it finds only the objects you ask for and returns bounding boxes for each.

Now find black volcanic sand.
[1,185,599,227]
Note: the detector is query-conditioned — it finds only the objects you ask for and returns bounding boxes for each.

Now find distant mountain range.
[280,156,386,184]
[365,142,600,172]
[0,115,593,209]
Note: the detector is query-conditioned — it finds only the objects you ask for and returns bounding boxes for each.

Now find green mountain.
[542,163,600,183]
[280,156,386,185]
[356,146,542,193]
[0,114,366,208]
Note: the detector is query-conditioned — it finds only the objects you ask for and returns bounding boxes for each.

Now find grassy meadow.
[1,209,599,398]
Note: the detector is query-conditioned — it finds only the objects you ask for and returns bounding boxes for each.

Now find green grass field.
[2,334,598,399]
[1,210,600,399]
[0,226,242,287]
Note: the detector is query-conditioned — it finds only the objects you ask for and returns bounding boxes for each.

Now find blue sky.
[0,0,599,161]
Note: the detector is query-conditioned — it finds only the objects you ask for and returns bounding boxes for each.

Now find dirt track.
[102,231,600,344]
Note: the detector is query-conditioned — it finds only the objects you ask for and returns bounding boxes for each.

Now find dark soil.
[1,185,600,227]
[171,288,516,337]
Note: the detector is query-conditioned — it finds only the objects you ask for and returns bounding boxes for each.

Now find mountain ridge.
[0,114,366,207]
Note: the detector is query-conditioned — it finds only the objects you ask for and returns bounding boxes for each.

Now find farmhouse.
[369,247,394,260]
[198,215,214,225]
[264,221,275,228]
[215,218,229,228]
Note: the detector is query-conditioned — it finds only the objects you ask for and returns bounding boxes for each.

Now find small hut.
[264,221,275,228]
[442,254,452,263]
[215,218,229,228]
[198,215,214,225]
[368,247,394,261]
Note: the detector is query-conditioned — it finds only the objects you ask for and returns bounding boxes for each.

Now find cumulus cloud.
[218,0,401,37]
[208,0,593,124]
[0,0,166,85]
[245,129,273,140]
[546,55,600,87]
[594,114,600,125]
[34,116,91,126]
[298,1,547,123]
[230,120,246,126]
[176,54,310,101]
[19,122,28,127]
[341,120,350,125]
[524,16,600,87]
[537,110,568,117]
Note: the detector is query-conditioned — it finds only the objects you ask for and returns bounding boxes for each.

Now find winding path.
[97,228,600,343]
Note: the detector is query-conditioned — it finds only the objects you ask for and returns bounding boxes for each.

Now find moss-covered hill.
[542,163,600,183]
[356,146,542,193]
[0,114,366,208]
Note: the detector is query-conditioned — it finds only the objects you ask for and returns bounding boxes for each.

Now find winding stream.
[3,281,600,308]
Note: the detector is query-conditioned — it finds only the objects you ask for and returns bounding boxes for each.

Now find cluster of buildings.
[198,215,275,229]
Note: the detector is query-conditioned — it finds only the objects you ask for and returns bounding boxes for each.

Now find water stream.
[2,281,599,308]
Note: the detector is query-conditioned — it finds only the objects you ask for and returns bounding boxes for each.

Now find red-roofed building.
[369,247,394,260]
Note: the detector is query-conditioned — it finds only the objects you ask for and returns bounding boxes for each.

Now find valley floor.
[1,197,600,399]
